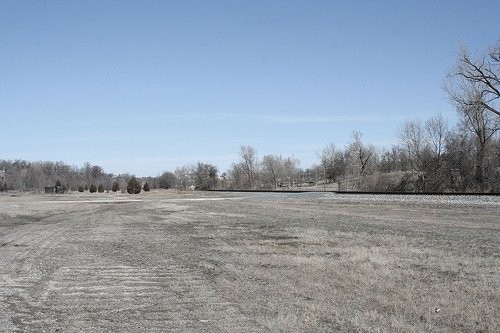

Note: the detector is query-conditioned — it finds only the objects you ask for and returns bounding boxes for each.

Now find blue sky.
[1,1,499,176]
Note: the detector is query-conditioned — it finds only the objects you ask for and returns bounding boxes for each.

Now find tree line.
[1,42,498,193]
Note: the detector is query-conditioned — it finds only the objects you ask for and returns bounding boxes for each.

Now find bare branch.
[448,42,500,118]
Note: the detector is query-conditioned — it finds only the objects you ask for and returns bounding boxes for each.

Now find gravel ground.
[0,191,498,332]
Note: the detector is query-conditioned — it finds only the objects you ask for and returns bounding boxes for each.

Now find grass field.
[0,191,498,332]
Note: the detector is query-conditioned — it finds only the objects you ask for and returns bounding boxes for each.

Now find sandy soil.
[0,191,498,332]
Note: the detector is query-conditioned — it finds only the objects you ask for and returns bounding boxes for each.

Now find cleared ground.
[0,191,498,332]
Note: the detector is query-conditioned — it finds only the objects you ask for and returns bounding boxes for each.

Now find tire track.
[1,200,260,332]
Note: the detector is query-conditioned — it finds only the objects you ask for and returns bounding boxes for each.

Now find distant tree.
[398,119,432,191]
[227,163,246,189]
[117,174,129,193]
[111,181,120,192]
[319,143,338,183]
[158,171,176,189]
[262,155,284,189]
[219,171,229,189]
[282,155,300,187]
[443,130,476,191]
[240,145,258,189]
[89,184,97,193]
[378,145,409,173]
[97,184,104,193]
[423,114,449,191]
[143,182,150,192]
[91,165,103,181]
[127,176,142,194]
[174,165,193,189]
[24,164,43,190]
[193,162,218,190]
[397,114,453,192]
[55,179,62,187]
[346,131,375,177]
[425,113,448,164]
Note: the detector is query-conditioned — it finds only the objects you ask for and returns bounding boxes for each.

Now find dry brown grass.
[190,193,499,332]
[0,191,498,332]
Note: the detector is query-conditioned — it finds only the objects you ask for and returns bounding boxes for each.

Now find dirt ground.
[0,190,498,332]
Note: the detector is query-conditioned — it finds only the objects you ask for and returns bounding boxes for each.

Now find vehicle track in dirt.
[0,197,261,332]
[0,191,499,332]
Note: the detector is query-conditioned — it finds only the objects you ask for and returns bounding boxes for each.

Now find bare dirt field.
[0,191,498,332]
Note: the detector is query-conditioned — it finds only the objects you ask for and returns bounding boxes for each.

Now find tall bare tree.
[399,119,432,190]
[444,43,500,189]
[283,155,300,187]
[445,42,500,117]
[425,113,449,170]
[261,155,283,189]
[347,131,375,177]
[240,145,258,189]
[318,143,336,183]
[174,165,193,190]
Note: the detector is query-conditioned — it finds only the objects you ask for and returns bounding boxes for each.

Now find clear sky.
[1,1,499,176]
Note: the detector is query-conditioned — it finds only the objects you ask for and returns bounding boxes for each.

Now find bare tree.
[240,145,258,189]
[261,155,284,189]
[158,171,177,189]
[347,131,374,177]
[399,120,427,169]
[174,165,193,190]
[283,155,300,187]
[399,119,431,190]
[447,64,498,188]
[445,42,500,117]
[378,145,408,173]
[424,113,449,173]
[24,163,43,190]
[318,143,336,183]
[444,44,500,190]
[444,130,476,191]
[227,163,246,189]
[423,114,450,191]
[193,162,218,190]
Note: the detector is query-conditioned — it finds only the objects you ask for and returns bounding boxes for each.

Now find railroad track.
[208,189,500,196]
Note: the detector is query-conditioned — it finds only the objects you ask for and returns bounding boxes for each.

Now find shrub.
[89,184,97,193]
[97,184,104,193]
[78,185,84,192]
[127,176,142,194]
[143,182,150,192]
[111,181,119,192]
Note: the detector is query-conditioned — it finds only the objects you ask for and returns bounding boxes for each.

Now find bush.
[97,184,104,193]
[89,184,97,193]
[127,176,142,194]
[78,185,84,192]
[143,182,150,192]
[111,181,119,192]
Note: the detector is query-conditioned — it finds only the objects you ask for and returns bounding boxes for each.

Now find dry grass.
[0,191,498,332]
[191,194,499,332]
